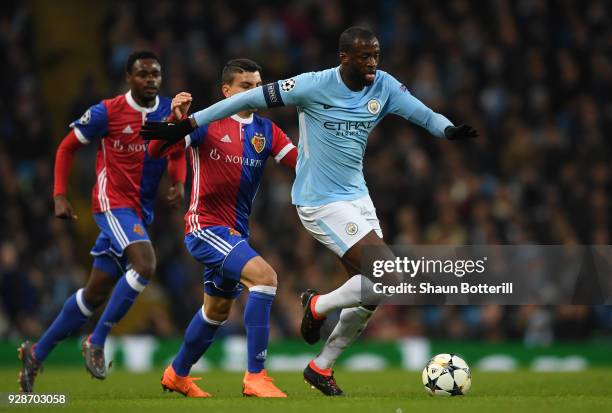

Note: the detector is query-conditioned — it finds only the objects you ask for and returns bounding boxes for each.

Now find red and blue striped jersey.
[70,91,172,225]
[185,114,295,236]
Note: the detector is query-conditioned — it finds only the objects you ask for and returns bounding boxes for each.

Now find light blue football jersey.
[191,67,453,206]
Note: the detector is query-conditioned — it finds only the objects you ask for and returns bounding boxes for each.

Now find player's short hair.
[338,27,377,53]
[222,58,262,85]
[125,51,160,74]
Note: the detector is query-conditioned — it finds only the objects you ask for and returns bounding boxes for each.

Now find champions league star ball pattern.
[422,354,472,396]
[281,78,296,92]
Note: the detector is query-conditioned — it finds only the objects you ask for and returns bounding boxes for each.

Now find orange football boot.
[161,365,211,397]
[242,369,287,398]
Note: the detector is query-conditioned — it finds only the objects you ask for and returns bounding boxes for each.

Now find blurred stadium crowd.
[1,0,611,344]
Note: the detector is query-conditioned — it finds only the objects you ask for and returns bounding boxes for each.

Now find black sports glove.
[444,124,478,140]
[140,119,196,150]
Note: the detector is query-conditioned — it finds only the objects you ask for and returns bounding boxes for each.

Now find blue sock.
[35,289,94,362]
[244,286,276,373]
[89,269,148,346]
[172,308,223,376]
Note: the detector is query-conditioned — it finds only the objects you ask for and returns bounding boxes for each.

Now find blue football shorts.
[185,226,259,299]
[91,208,150,271]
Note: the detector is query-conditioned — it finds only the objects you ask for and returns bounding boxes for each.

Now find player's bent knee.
[264,268,278,287]
[203,307,230,324]
[254,267,278,287]
[242,257,278,288]
[132,261,156,280]
[82,287,110,308]
[203,295,233,324]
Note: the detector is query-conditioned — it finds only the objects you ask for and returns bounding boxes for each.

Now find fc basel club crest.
[251,133,266,154]
[133,224,145,236]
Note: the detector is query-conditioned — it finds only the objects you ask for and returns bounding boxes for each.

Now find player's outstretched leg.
[300,229,392,345]
[87,241,155,379]
[301,273,382,344]
[300,274,376,344]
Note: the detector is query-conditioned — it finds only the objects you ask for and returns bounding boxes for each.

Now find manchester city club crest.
[251,133,266,153]
[345,222,359,236]
[367,99,381,114]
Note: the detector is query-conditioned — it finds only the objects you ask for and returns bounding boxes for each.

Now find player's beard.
[349,65,373,88]
[140,86,159,102]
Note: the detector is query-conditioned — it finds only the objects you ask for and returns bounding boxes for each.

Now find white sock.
[313,306,375,370]
[314,274,378,316]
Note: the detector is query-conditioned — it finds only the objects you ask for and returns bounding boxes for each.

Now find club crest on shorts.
[345,222,359,236]
[133,224,145,236]
[251,133,266,153]
[229,228,241,236]
[367,99,381,114]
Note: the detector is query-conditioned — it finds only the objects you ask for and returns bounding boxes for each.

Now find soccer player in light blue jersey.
[142,26,477,396]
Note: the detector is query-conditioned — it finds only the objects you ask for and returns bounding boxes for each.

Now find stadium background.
[1,0,611,371]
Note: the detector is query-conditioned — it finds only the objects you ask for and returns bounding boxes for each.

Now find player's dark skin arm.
[53,194,117,303]
[166,182,185,206]
[340,38,478,140]
[53,130,119,303]
[53,194,117,305]
[54,194,78,219]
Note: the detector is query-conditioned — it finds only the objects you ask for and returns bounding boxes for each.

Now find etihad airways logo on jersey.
[323,120,375,131]
[209,148,263,167]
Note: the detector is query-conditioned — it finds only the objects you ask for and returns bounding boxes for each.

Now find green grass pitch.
[1,368,610,413]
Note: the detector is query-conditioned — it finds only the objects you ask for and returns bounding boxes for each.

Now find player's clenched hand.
[140,119,195,141]
[141,119,195,150]
[444,124,478,140]
[167,182,185,207]
[171,92,192,120]
[54,194,78,220]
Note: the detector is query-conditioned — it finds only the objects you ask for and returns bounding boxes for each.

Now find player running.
[18,51,185,392]
[146,59,297,398]
[141,27,477,396]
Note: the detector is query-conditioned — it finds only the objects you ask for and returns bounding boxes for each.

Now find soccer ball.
[422,353,471,396]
